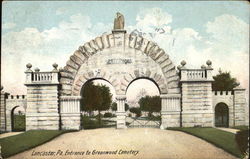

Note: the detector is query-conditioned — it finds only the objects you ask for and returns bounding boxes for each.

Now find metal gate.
[126,117,160,128]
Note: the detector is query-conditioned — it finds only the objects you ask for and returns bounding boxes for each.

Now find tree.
[111,102,117,111]
[139,95,161,117]
[129,107,141,117]
[125,103,129,111]
[81,82,112,124]
[81,82,101,115]
[212,69,239,91]
[95,84,112,124]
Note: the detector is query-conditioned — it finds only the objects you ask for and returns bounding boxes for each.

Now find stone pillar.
[116,95,127,129]
[0,86,6,131]
[180,60,214,127]
[60,96,81,130]
[160,94,181,129]
[25,64,60,130]
[233,86,247,126]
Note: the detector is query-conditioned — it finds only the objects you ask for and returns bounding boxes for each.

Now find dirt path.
[8,128,236,159]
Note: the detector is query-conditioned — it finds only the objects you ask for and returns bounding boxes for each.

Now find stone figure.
[114,12,124,30]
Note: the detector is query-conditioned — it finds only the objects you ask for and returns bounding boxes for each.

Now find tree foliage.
[139,95,161,116]
[212,69,239,91]
[80,81,112,113]
[80,82,112,124]
[111,102,129,111]
[129,107,141,117]
[111,102,117,111]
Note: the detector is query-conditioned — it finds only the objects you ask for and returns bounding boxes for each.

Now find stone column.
[0,86,6,131]
[25,64,60,130]
[60,96,81,130]
[25,63,33,84]
[180,60,214,127]
[160,94,181,129]
[233,86,247,126]
[116,95,127,129]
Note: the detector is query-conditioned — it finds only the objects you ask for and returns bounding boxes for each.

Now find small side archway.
[214,102,229,127]
[10,105,25,131]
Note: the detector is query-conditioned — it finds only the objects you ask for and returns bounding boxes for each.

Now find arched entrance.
[80,78,116,129]
[215,103,229,127]
[11,106,25,131]
[125,78,161,128]
[59,25,181,129]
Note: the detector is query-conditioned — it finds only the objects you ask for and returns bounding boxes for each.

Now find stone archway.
[11,106,25,131]
[215,103,229,127]
[59,29,181,129]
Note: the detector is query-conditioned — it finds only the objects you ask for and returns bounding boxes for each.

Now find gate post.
[116,95,127,129]
[160,94,181,129]
[60,96,81,130]
[0,87,7,131]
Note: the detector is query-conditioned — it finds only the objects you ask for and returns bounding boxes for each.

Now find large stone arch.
[59,30,181,129]
[60,32,180,96]
[72,69,119,96]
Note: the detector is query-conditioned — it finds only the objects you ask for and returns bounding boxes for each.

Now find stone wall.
[60,96,81,130]
[233,87,247,126]
[181,82,213,127]
[26,85,59,130]
[25,64,60,130]
[212,91,234,127]
[5,95,26,131]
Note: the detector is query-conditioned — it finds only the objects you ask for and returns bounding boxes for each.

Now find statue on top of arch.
[113,12,125,30]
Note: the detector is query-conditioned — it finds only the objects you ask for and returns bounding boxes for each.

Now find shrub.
[104,112,112,118]
[95,113,103,118]
[129,107,141,117]
[235,129,249,154]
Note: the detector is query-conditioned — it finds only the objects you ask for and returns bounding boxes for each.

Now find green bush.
[129,107,141,117]
[104,112,112,118]
[235,130,249,154]
[95,113,103,118]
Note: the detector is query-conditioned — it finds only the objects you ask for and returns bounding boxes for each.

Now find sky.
[1,1,249,104]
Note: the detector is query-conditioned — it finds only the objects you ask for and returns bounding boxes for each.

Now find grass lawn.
[168,127,243,158]
[82,115,116,129]
[0,130,74,158]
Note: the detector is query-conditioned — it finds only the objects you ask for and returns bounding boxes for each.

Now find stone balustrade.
[33,72,53,82]
[60,96,81,113]
[179,60,213,82]
[25,63,59,85]
[185,69,207,80]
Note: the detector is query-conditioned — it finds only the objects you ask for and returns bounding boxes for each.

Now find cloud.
[1,13,109,94]
[1,9,249,100]
[2,22,16,29]
[56,7,67,15]
[134,7,172,33]
[206,14,249,53]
